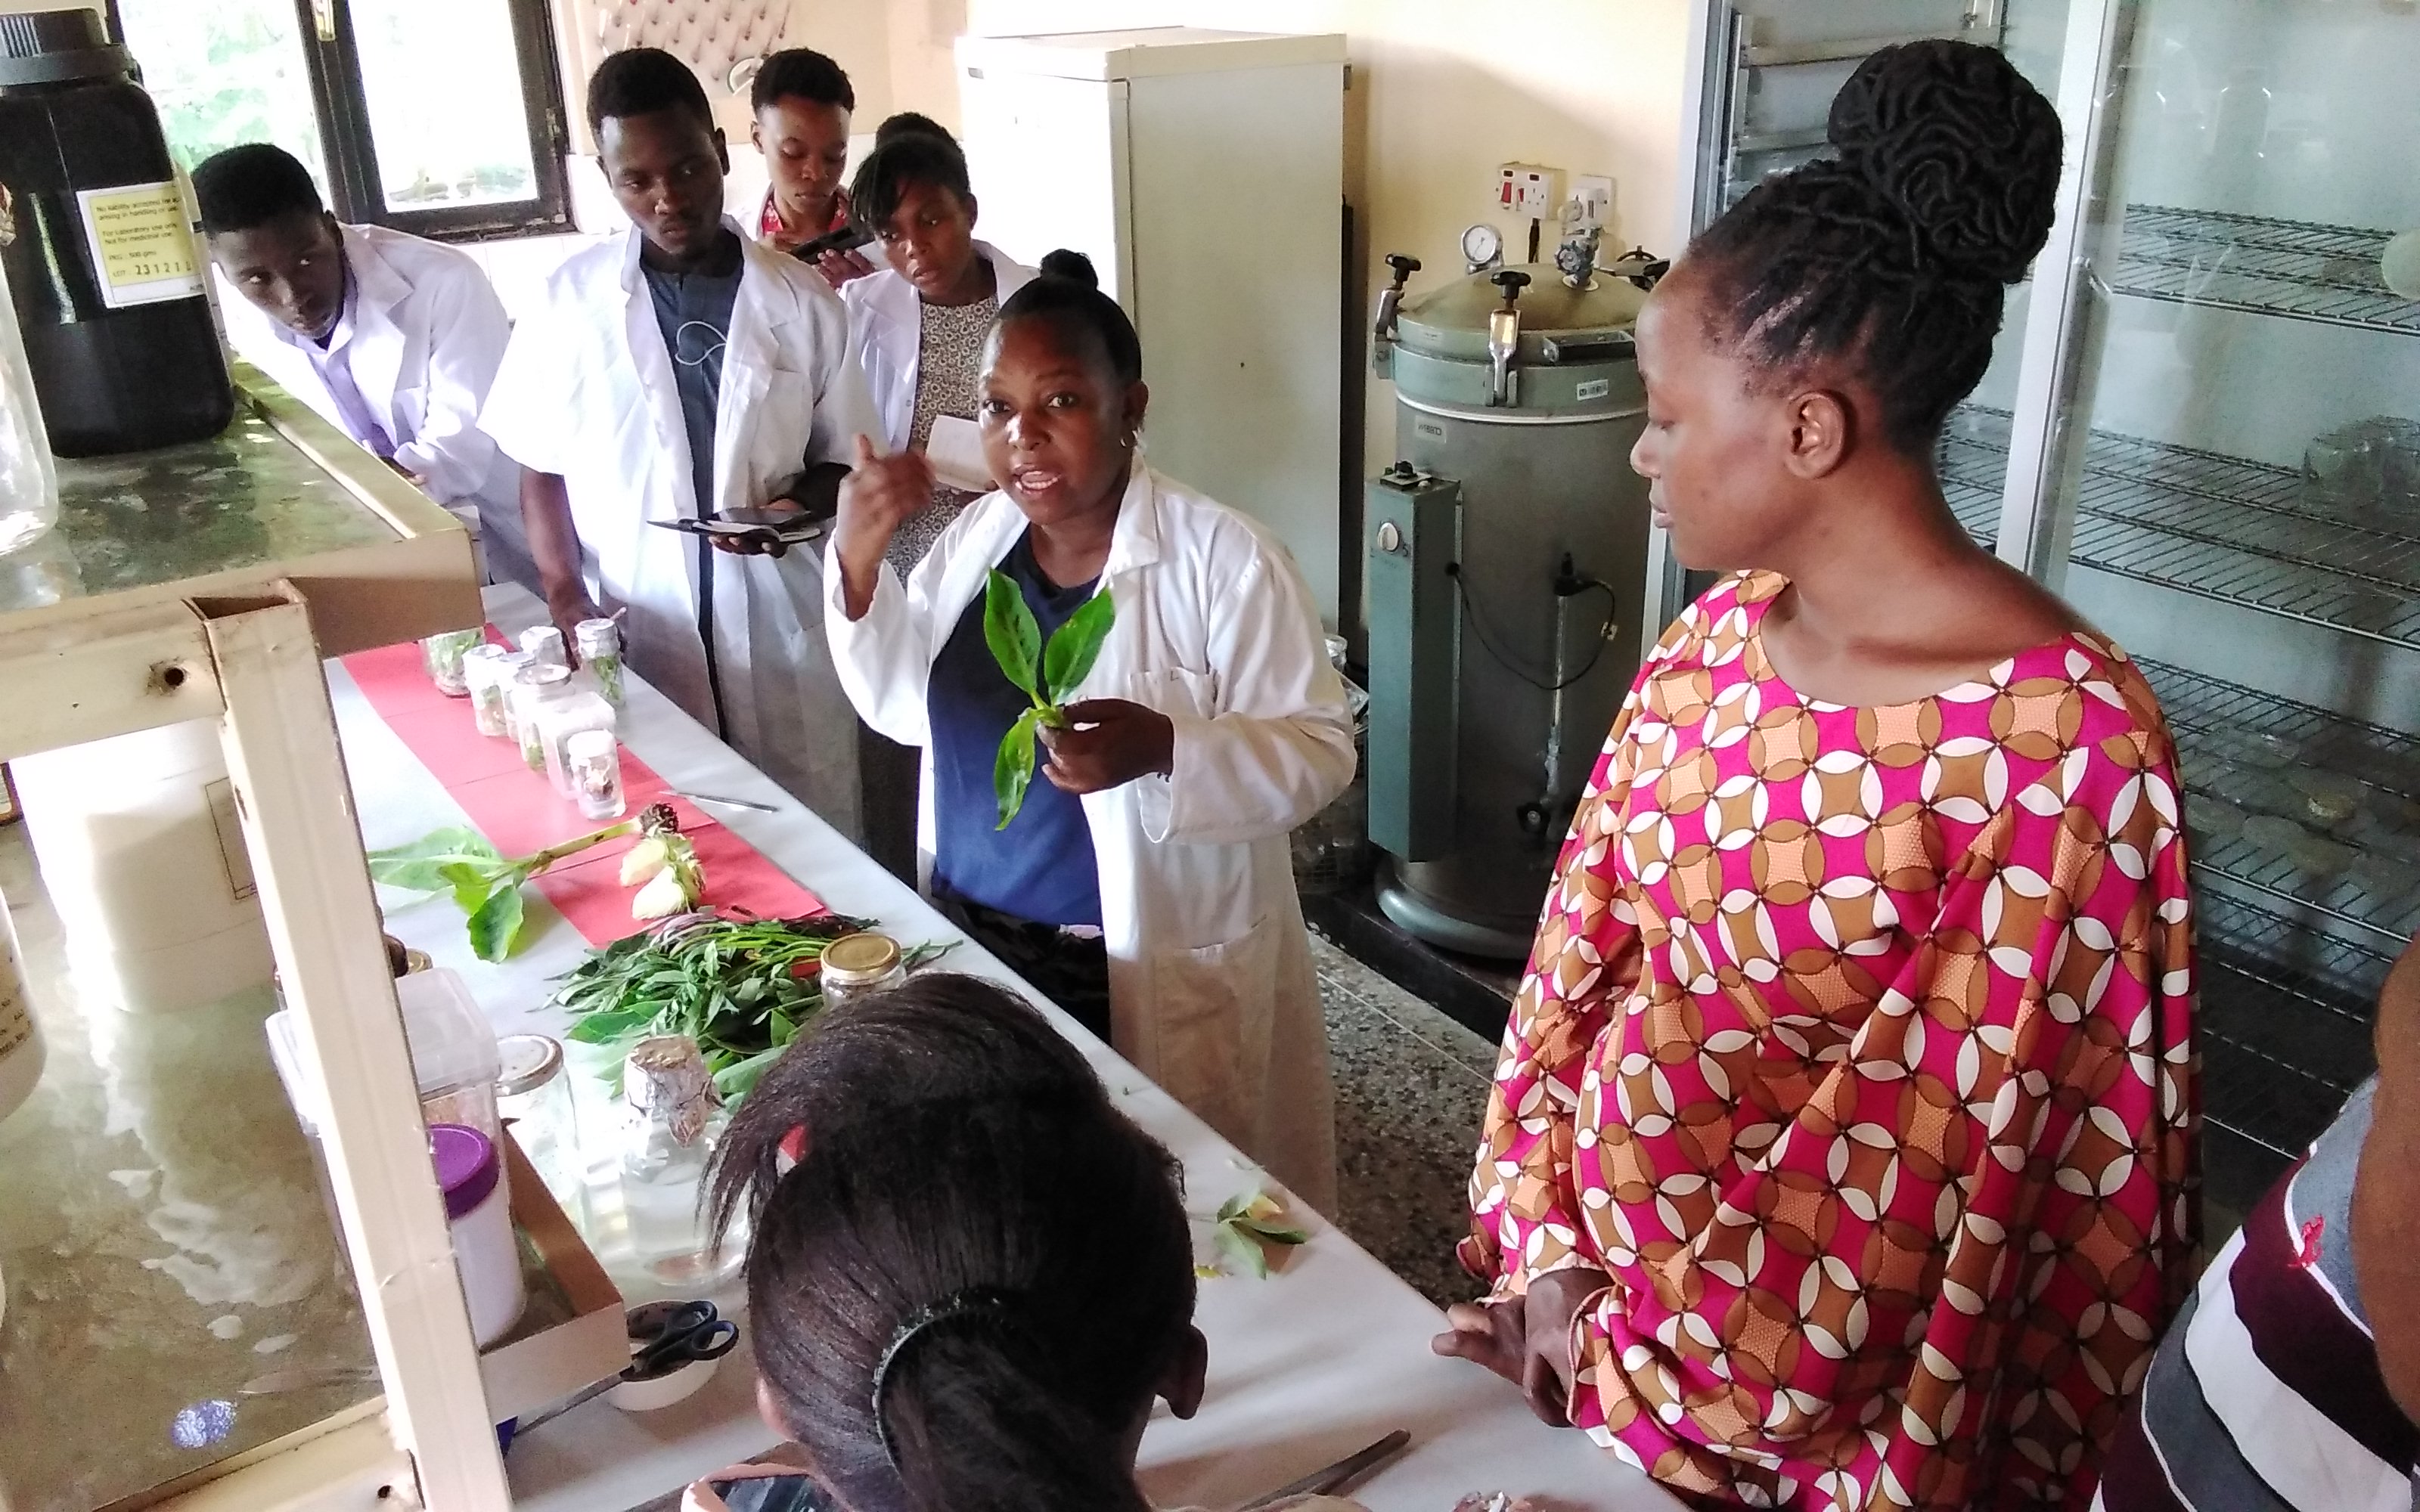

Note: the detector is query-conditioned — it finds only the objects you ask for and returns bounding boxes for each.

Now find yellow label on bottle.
[76,180,203,308]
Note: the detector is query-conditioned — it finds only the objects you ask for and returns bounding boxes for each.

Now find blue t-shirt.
[640,242,742,735]
[927,531,1104,928]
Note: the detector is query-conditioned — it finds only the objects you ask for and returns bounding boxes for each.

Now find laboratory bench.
[0,376,1680,1510]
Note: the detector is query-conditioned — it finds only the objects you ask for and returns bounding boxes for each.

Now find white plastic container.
[266,967,502,1146]
[430,1122,525,1346]
[10,720,275,1012]
[0,896,45,1123]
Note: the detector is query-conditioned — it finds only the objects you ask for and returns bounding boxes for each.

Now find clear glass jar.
[0,257,58,557]
[820,932,905,1009]
[420,627,482,697]
[510,662,574,773]
[537,691,616,801]
[519,624,568,671]
[495,1033,582,1216]
[575,617,624,707]
[617,1035,745,1290]
[565,729,624,821]
[461,643,515,737]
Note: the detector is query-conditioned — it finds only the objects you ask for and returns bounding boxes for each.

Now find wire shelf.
[2137,657,2420,953]
[1941,410,2420,649]
[2112,206,2420,337]
[1938,404,2004,547]
[2199,961,2365,1159]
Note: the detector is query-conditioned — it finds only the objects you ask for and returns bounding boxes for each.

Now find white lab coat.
[839,242,1036,451]
[218,223,517,522]
[479,223,880,831]
[825,460,1353,1209]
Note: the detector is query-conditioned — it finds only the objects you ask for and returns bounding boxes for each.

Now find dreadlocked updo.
[1688,39,2062,454]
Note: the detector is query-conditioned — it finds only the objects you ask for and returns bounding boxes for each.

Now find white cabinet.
[957,27,1349,621]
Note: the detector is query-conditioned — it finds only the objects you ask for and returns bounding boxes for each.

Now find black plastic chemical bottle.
[0,9,231,456]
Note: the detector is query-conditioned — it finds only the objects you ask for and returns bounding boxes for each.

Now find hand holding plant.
[1202,1188,1310,1279]
[985,569,1117,828]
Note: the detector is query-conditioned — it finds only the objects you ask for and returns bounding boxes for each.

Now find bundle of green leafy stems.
[555,909,952,1102]
[985,567,1115,829]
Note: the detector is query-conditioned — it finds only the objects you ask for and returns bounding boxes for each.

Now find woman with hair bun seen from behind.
[1438,40,2196,1510]
[825,253,1353,1213]
[680,975,1367,1512]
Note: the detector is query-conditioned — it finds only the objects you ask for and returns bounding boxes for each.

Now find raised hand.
[834,435,935,618]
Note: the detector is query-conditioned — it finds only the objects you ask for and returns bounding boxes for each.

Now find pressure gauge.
[1460,222,1504,273]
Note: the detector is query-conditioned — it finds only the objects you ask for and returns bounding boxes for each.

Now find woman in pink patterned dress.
[1434,41,2198,1512]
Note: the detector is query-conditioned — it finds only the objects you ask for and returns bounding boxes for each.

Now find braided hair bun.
[1829,39,2062,284]
[1685,39,2062,451]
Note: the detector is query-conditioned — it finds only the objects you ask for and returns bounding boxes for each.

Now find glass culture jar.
[575,617,625,708]
[537,692,616,800]
[618,1035,745,1290]
[420,627,482,696]
[565,729,625,821]
[520,624,568,671]
[510,662,574,773]
[820,932,906,1009]
[495,1032,582,1216]
[461,643,514,738]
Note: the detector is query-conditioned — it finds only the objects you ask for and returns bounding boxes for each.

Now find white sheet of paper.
[924,414,996,494]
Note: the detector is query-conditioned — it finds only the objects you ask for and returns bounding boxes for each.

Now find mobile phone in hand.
[709,1473,834,1512]
[790,223,872,263]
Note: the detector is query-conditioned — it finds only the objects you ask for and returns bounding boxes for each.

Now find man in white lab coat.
[479,48,878,829]
[194,144,522,575]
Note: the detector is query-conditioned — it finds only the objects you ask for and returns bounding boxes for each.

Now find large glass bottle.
[0,8,232,455]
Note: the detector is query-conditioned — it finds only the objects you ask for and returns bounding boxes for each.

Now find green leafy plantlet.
[985,569,1116,829]
[554,910,953,1103]
[368,803,687,962]
[1203,1188,1311,1279]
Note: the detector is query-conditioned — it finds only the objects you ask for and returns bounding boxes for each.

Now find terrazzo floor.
[1308,930,1503,1309]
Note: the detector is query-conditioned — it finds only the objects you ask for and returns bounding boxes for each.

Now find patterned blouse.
[884,292,997,575]
[1463,571,2199,1511]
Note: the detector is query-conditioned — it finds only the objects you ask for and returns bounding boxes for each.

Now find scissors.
[626,1297,741,1377]
[505,1299,741,1446]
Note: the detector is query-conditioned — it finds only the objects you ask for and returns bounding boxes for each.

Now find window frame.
[110,0,573,243]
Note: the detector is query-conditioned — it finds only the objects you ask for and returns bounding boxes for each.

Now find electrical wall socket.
[1571,175,1614,228]
[1495,163,1561,219]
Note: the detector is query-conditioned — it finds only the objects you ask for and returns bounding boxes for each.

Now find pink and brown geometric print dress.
[1463,572,2199,1512]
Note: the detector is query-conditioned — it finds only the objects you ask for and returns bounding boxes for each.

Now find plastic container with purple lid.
[430,1123,524,1346]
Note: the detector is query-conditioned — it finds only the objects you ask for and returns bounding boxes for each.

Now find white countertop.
[338,584,1677,1512]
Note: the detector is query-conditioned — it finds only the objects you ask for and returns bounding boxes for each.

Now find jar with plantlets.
[984,568,1116,828]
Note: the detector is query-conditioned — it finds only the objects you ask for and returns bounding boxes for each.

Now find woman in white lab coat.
[837,128,1035,878]
[825,259,1352,1210]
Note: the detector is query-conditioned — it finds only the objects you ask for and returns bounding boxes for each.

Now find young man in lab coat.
[479,48,879,829]
[194,144,523,577]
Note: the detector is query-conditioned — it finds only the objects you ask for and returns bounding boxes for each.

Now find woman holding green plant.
[823,252,1354,1210]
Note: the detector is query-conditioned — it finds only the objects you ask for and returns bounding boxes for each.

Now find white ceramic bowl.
[607,1351,721,1411]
